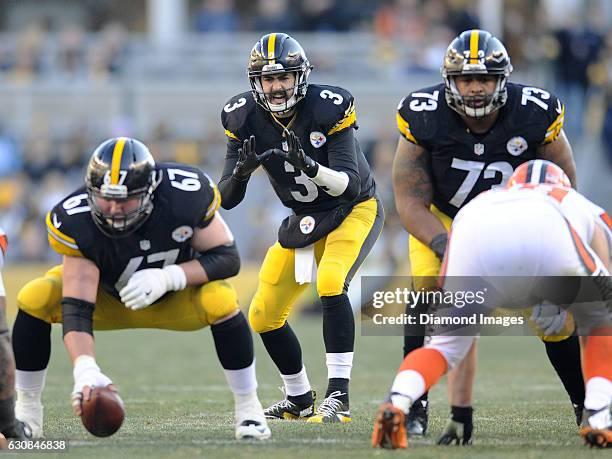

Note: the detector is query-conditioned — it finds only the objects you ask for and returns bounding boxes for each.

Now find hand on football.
[233,136,273,180]
[72,378,114,416]
[530,301,568,336]
[275,130,319,177]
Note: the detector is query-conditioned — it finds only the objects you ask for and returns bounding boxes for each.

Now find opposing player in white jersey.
[373,160,612,449]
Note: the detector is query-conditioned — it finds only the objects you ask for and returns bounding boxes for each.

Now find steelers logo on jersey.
[310,131,326,148]
[300,216,315,234]
[506,136,528,156]
[172,225,194,243]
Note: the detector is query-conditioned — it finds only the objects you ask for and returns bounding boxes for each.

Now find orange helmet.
[507,159,571,188]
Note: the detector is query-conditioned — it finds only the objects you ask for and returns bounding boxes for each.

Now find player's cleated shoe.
[2,421,32,441]
[573,403,584,427]
[15,401,43,439]
[306,391,351,423]
[372,403,407,449]
[406,399,428,436]
[263,389,316,420]
[235,396,271,440]
[580,406,611,448]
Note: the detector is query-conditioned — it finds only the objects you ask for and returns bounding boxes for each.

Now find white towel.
[294,245,315,284]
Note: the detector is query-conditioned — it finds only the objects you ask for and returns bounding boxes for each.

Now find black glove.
[275,130,319,178]
[429,232,448,261]
[437,406,473,446]
[232,136,272,180]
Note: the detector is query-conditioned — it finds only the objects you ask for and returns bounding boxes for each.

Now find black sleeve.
[218,139,249,210]
[326,127,360,201]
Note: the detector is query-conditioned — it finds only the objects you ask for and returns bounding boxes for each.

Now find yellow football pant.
[409,205,574,341]
[17,265,239,330]
[249,197,383,333]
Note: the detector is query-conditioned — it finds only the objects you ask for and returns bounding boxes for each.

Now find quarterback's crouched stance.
[12,137,270,440]
[219,33,383,423]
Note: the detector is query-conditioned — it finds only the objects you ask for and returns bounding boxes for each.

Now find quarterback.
[12,137,271,440]
[393,29,582,440]
[219,33,383,423]
[374,160,612,449]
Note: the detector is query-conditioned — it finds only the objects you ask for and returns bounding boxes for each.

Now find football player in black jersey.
[390,30,582,443]
[11,137,271,440]
[219,33,384,423]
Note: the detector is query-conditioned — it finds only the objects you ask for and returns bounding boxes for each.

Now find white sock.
[584,376,612,410]
[326,352,354,380]
[16,369,46,403]
[223,360,257,396]
[281,366,311,397]
[391,370,426,405]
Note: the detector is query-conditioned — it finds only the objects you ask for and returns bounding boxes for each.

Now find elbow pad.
[197,242,241,281]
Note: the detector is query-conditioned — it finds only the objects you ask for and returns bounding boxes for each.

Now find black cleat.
[406,399,428,436]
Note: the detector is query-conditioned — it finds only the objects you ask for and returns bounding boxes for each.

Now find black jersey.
[46,163,221,298]
[396,82,565,217]
[221,84,376,215]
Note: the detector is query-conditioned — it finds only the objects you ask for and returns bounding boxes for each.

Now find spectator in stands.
[194,0,240,32]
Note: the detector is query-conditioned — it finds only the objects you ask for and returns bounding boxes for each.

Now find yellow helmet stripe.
[110,137,127,185]
[267,33,277,64]
[469,29,479,64]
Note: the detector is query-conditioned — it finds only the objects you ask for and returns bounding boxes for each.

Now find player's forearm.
[397,199,447,245]
[218,174,248,209]
[63,331,95,363]
[318,129,360,200]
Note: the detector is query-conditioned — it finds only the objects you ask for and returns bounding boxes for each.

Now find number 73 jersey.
[45,163,221,298]
[396,82,565,217]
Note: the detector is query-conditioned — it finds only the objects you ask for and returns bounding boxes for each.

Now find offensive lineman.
[12,137,270,440]
[393,29,582,440]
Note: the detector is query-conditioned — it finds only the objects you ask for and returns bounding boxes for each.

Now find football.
[80,386,125,437]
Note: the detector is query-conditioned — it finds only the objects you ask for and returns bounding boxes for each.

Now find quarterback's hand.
[232,136,273,180]
[275,130,319,177]
[530,301,568,336]
[437,419,473,446]
[119,265,186,310]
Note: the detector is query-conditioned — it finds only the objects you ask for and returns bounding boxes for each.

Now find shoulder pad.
[308,84,357,136]
[158,164,221,227]
[221,91,255,142]
[506,83,565,145]
[46,191,90,257]
[396,84,446,145]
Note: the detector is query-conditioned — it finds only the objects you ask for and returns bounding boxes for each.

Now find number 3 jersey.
[221,84,376,215]
[45,163,221,297]
[396,81,565,217]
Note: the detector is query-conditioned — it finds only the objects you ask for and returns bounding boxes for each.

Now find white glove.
[71,355,113,414]
[530,301,568,336]
[119,265,187,310]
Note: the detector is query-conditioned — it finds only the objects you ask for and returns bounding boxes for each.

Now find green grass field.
[23,316,603,458]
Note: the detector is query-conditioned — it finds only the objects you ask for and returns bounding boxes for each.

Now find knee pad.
[16,265,63,323]
[248,290,287,334]
[317,260,346,297]
[198,280,239,325]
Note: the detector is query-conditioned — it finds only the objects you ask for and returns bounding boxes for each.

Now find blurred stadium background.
[0,0,609,455]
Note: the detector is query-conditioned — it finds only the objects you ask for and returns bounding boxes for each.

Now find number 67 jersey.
[396,81,565,217]
[45,163,221,298]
